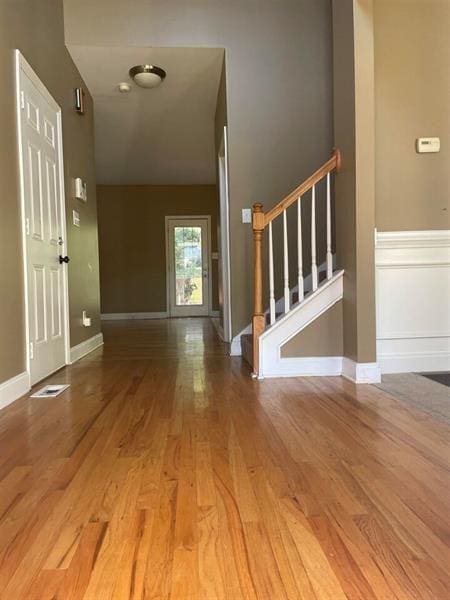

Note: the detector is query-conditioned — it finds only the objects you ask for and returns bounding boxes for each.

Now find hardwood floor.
[0,318,449,599]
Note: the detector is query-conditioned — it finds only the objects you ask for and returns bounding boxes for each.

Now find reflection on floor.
[0,318,449,599]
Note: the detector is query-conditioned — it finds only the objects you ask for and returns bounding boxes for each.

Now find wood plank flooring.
[0,318,449,599]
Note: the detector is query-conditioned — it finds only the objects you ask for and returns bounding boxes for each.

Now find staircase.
[246,149,343,378]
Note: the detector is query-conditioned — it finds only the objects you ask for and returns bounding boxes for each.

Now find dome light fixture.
[129,65,167,89]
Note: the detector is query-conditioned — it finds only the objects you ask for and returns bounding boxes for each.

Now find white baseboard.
[101,312,168,321]
[70,333,104,364]
[0,371,30,411]
[377,336,450,374]
[261,356,343,378]
[342,358,381,384]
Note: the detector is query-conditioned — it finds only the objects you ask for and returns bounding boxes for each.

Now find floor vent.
[30,384,70,398]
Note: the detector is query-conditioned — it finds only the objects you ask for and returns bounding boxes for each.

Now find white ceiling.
[67,46,224,184]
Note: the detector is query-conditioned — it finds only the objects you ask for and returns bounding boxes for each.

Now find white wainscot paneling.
[375,230,450,374]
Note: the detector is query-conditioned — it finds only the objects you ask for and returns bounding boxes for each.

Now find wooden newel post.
[252,203,265,377]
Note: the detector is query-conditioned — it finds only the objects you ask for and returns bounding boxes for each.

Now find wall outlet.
[82,310,91,327]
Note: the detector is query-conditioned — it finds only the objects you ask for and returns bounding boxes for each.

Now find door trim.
[15,50,71,381]
[165,215,213,317]
[218,126,232,341]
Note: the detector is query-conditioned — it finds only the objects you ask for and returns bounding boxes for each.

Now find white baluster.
[268,221,275,325]
[297,197,304,302]
[326,173,332,279]
[311,185,318,291]
[283,209,290,313]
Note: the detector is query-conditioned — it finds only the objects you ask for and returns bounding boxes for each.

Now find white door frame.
[165,215,213,317]
[218,126,232,341]
[15,50,71,380]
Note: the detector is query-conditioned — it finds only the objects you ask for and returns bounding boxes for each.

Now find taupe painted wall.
[281,301,343,358]
[332,0,377,363]
[97,185,219,314]
[0,0,100,384]
[64,0,334,337]
[374,0,450,231]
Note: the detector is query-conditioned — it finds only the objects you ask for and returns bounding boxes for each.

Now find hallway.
[0,319,449,599]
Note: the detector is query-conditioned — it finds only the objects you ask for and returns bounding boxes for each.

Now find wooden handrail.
[264,149,341,227]
[250,148,341,378]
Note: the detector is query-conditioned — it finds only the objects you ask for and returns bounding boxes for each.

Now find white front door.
[17,55,68,384]
[166,217,210,317]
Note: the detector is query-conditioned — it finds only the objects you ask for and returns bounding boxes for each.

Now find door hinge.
[29,342,34,360]
[25,217,30,235]
[20,91,25,110]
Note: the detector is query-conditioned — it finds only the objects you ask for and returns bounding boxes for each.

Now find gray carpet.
[420,372,450,388]
[377,373,450,425]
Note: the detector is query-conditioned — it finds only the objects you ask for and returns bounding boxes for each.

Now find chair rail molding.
[375,229,450,374]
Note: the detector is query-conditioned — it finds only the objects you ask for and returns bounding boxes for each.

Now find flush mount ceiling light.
[129,65,167,89]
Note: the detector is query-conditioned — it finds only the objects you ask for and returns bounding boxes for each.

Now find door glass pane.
[174,226,203,306]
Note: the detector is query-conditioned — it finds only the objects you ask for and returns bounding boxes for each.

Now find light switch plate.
[242,208,252,224]
[74,177,87,202]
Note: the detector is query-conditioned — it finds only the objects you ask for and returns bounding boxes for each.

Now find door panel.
[50,268,62,339]
[46,158,60,244]
[32,265,47,344]
[167,218,210,317]
[19,60,67,384]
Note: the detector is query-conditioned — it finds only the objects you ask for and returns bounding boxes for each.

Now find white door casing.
[217,126,232,342]
[166,217,211,317]
[16,51,70,384]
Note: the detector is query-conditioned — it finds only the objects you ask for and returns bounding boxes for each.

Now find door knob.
[59,255,70,264]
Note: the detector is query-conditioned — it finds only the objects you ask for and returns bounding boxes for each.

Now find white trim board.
[101,312,168,321]
[70,333,104,363]
[375,229,450,374]
[259,357,343,379]
[0,372,31,412]
[259,271,344,377]
[341,358,381,384]
[229,257,334,356]
[218,126,232,342]
[230,323,252,356]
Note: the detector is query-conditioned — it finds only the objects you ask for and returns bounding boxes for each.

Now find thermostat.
[416,137,440,154]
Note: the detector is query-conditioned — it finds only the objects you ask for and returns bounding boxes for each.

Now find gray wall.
[64,0,334,337]
[0,0,100,384]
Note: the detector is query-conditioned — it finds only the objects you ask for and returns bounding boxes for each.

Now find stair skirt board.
[258,357,343,378]
[230,257,336,357]
[259,271,344,376]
